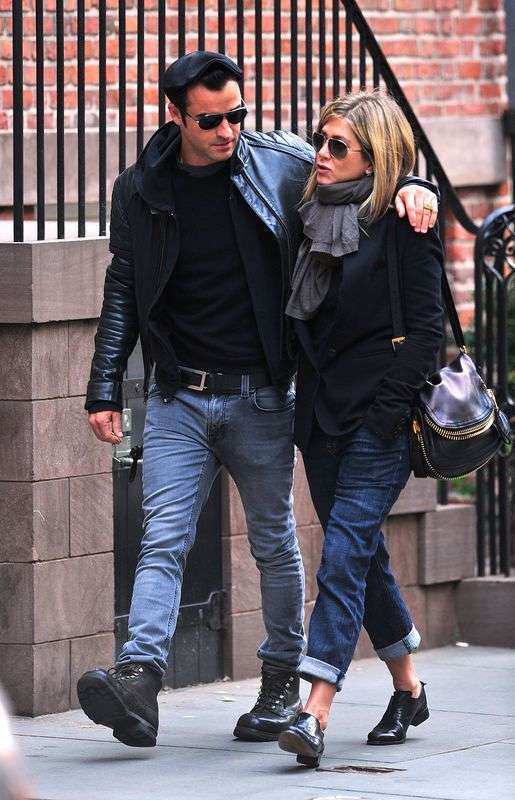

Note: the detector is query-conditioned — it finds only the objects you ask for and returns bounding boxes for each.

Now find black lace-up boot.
[233,667,302,741]
[77,663,162,747]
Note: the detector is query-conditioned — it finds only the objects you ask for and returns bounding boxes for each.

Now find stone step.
[457,575,515,648]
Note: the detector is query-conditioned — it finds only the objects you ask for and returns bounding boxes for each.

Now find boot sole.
[232,725,280,742]
[367,706,430,746]
[278,730,323,767]
[77,674,157,748]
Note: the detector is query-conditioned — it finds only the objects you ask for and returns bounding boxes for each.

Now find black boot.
[367,682,429,745]
[77,663,162,747]
[233,667,302,742]
[278,712,325,767]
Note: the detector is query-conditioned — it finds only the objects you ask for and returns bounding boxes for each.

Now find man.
[77,51,439,748]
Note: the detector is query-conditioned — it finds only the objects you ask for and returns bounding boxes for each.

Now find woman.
[279,91,443,767]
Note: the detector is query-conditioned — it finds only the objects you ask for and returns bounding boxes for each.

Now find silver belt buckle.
[182,367,207,391]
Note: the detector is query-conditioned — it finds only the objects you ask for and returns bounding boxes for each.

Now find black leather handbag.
[386,217,511,480]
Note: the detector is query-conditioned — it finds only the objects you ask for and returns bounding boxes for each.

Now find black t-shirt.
[156,159,268,373]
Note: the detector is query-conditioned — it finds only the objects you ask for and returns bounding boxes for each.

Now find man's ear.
[168,102,183,127]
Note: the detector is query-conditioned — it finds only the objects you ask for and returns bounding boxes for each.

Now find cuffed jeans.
[299,422,419,690]
[117,383,305,676]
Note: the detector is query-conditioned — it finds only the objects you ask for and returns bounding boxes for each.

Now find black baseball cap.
[162,51,243,92]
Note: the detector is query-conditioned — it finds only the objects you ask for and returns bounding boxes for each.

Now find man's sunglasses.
[312,130,364,160]
[185,105,248,131]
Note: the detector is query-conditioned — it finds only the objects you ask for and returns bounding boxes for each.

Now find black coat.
[293,209,444,451]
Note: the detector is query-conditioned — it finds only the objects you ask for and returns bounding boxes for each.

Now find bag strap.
[385,212,467,351]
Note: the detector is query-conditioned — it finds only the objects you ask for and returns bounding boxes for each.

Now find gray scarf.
[285,176,374,320]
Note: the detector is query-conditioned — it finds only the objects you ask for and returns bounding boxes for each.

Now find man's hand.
[88,410,123,444]
[395,185,438,233]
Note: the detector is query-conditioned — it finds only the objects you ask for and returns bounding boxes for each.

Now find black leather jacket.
[86,122,439,410]
[86,124,314,409]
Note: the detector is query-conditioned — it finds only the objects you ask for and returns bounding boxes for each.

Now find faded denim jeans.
[117,382,305,675]
[299,422,420,690]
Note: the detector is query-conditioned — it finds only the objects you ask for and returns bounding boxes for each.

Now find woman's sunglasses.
[185,105,248,131]
[312,130,364,160]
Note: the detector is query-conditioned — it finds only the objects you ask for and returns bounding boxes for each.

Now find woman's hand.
[394,185,438,233]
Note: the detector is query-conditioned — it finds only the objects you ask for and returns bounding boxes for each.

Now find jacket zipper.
[144,211,172,400]
[155,213,170,292]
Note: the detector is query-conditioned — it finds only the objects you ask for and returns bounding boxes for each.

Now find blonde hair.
[303,90,416,223]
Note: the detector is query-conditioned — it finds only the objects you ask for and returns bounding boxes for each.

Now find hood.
[134,121,248,212]
[134,122,181,212]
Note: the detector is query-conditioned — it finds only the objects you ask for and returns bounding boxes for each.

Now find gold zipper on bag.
[423,410,495,440]
[411,419,494,480]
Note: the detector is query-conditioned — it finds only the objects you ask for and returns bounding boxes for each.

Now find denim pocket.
[251,385,296,413]
[147,382,161,399]
[357,422,408,451]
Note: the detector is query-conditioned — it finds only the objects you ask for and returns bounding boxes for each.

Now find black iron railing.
[10,0,478,242]
[474,207,515,576]
[7,0,513,574]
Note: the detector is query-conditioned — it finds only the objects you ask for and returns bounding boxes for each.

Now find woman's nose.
[320,140,331,158]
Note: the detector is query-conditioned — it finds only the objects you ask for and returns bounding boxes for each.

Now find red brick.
[478,0,502,9]
[366,16,402,35]
[418,39,461,58]
[480,83,502,99]
[416,63,442,79]
[415,17,439,35]
[455,17,483,36]
[393,0,432,9]
[479,39,505,56]
[458,62,482,80]
[382,39,418,58]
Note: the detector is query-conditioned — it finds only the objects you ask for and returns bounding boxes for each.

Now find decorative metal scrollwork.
[475,205,515,279]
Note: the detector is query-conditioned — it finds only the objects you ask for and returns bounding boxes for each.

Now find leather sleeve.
[87,401,122,414]
[362,218,444,439]
[396,175,440,203]
[85,174,140,411]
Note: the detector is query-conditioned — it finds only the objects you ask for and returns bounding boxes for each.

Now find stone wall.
[0,237,114,715]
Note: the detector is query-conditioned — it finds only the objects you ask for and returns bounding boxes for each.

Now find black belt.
[178,365,272,394]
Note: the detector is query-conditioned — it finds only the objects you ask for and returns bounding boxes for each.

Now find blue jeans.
[299,423,419,690]
[117,382,305,675]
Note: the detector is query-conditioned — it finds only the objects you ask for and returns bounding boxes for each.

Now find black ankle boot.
[233,667,302,741]
[367,682,429,745]
[278,712,325,768]
[77,663,162,747]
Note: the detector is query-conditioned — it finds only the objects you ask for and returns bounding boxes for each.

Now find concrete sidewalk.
[11,645,515,800]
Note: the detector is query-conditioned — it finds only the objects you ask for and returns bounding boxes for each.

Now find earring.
[365,168,373,175]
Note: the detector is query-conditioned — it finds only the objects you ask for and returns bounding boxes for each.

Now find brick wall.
[361,0,506,119]
[0,0,510,323]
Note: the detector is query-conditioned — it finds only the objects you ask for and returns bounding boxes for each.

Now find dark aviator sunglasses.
[185,104,248,130]
[312,130,364,160]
